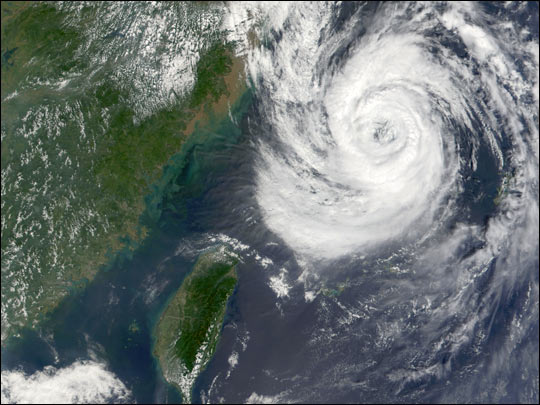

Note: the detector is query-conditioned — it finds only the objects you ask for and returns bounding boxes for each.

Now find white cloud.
[245,391,288,404]
[268,268,291,299]
[1,360,132,404]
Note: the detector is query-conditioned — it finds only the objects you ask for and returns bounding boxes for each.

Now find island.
[153,247,238,402]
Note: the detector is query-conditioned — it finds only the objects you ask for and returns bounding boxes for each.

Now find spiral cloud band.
[221,4,539,399]
[235,1,539,261]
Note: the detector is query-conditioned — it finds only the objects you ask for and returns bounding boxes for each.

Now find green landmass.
[494,172,514,205]
[1,2,247,342]
[321,279,349,298]
[153,247,238,402]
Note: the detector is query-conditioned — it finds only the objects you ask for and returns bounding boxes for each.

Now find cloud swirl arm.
[245,2,538,262]
[218,2,539,401]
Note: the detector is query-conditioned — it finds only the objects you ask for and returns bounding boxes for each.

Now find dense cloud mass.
[236,2,539,261]
[1,361,132,404]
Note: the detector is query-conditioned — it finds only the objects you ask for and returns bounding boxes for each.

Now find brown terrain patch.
[184,53,247,135]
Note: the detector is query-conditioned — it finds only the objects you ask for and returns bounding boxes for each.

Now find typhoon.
[222,1,539,402]
[242,1,539,261]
